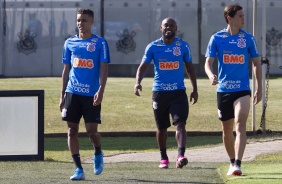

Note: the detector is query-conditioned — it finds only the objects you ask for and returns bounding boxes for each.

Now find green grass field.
[0,77,281,183]
[0,77,281,133]
[0,136,281,184]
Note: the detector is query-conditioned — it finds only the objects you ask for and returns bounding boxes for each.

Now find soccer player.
[134,17,198,169]
[59,9,110,180]
[204,4,262,176]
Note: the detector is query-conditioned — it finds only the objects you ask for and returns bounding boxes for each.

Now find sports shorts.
[152,90,189,130]
[217,90,251,121]
[61,92,101,124]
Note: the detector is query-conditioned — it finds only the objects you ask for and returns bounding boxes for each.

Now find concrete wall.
[0,0,281,77]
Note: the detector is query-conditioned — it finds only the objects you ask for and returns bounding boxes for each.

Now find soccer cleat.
[227,164,234,176]
[94,151,104,175]
[227,164,242,176]
[176,156,188,168]
[70,168,85,180]
[232,165,242,176]
[159,159,169,169]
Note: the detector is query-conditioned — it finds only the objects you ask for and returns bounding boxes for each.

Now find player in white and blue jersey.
[59,9,110,180]
[205,4,262,176]
[134,18,198,169]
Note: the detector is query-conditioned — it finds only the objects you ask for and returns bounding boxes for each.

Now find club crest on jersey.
[87,42,96,52]
[173,47,181,56]
[237,38,246,48]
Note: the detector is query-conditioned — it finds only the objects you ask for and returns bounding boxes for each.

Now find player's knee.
[175,122,186,131]
[86,129,99,138]
[68,127,78,138]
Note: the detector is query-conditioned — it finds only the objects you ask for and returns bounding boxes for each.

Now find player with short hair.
[59,8,110,180]
[134,17,198,169]
[204,3,262,176]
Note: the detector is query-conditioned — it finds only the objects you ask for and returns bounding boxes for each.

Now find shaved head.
[161,17,177,26]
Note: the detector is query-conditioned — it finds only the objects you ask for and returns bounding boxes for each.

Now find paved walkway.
[84,138,282,163]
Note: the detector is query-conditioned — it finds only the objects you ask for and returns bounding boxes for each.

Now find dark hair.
[77,9,94,18]
[224,4,243,23]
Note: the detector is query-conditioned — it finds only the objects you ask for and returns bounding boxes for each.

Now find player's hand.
[190,91,198,105]
[209,74,218,85]
[93,91,103,106]
[253,90,262,105]
[59,99,63,112]
[134,84,142,96]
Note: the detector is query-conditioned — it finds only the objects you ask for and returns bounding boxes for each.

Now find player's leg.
[152,91,171,168]
[217,92,236,175]
[171,90,189,168]
[62,93,85,180]
[174,122,188,168]
[232,95,250,175]
[67,122,80,158]
[85,122,104,175]
[175,122,186,152]
[221,119,235,161]
[68,121,85,180]
[157,128,169,168]
[83,97,104,175]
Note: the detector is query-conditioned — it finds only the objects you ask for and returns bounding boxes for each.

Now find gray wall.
[0,0,281,77]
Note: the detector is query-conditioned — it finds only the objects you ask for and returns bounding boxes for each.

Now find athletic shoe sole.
[176,157,188,168]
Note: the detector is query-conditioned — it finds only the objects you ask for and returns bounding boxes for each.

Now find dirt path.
[84,138,282,164]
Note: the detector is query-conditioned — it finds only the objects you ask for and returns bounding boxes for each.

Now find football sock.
[235,159,241,167]
[230,158,235,164]
[178,147,186,157]
[160,148,168,160]
[72,154,83,169]
[94,145,101,155]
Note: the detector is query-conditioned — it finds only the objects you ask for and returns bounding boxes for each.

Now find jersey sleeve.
[100,39,111,63]
[248,36,260,58]
[62,39,71,64]
[205,35,217,58]
[183,43,192,62]
[142,44,153,63]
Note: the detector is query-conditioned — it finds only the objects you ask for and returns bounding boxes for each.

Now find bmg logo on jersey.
[223,54,245,64]
[73,58,94,69]
[159,61,179,70]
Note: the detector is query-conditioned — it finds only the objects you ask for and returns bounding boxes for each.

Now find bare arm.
[252,57,262,105]
[134,61,150,96]
[93,62,108,106]
[59,64,70,111]
[204,57,218,85]
[185,62,198,104]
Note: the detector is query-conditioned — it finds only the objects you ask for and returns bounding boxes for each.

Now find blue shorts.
[61,92,101,124]
[217,90,251,121]
[152,90,189,130]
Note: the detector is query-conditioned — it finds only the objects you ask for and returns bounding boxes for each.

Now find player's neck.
[226,25,240,36]
[78,32,92,39]
[162,37,174,44]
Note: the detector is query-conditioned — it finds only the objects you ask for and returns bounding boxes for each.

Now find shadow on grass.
[45,136,223,151]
